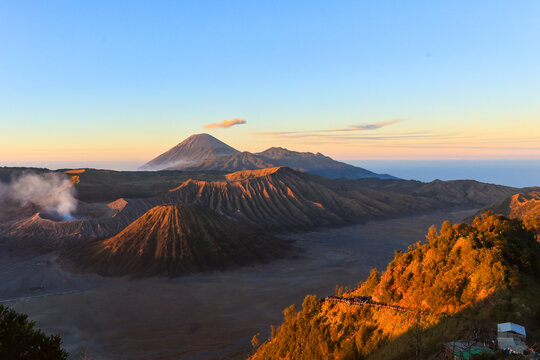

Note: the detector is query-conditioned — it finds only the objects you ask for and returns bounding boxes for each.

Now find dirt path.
[0,290,79,304]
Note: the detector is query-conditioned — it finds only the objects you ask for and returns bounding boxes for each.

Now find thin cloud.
[281,134,441,140]
[256,119,403,137]
[347,119,402,131]
[204,118,247,129]
[273,132,540,151]
[273,131,461,142]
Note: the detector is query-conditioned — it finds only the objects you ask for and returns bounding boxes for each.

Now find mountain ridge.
[472,188,540,238]
[0,167,521,251]
[142,134,393,180]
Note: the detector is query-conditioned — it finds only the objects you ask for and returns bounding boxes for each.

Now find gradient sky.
[1,1,539,164]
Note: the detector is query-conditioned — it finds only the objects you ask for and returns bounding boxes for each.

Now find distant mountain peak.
[180,133,223,145]
[140,133,239,170]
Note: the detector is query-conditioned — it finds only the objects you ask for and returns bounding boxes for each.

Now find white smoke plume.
[0,173,77,221]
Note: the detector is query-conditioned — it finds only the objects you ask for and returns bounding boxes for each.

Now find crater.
[39,211,77,222]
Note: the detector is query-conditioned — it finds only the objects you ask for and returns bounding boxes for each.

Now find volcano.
[143,133,393,179]
[73,204,287,276]
[140,133,239,170]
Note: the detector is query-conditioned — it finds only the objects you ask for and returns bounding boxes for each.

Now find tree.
[0,305,68,360]
[251,332,261,356]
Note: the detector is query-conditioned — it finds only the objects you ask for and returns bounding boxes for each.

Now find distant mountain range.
[140,133,395,180]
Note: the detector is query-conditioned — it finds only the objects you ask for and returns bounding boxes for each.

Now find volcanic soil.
[1,208,476,360]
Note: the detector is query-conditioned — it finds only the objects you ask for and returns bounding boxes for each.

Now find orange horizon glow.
[2,135,539,163]
[2,113,539,163]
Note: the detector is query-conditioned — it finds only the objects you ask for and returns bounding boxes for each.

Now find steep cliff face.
[72,204,287,276]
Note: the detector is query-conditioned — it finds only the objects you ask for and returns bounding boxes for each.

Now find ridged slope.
[158,167,516,231]
[161,167,373,230]
[75,204,286,276]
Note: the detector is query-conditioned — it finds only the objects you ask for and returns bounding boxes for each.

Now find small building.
[497,322,528,354]
[444,341,494,360]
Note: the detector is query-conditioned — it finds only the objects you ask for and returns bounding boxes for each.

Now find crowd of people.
[324,295,414,313]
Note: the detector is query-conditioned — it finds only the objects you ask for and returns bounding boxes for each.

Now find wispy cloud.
[263,132,462,144]
[252,117,540,156]
[256,119,403,137]
[346,119,402,131]
[254,118,470,146]
[204,118,247,129]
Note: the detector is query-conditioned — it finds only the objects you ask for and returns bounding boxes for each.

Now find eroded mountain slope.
[72,204,287,276]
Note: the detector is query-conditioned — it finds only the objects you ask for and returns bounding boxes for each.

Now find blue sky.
[1,1,539,162]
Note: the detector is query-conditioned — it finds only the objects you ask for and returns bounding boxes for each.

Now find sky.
[0,1,539,164]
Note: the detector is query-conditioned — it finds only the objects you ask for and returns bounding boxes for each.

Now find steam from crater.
[0,173,77,221]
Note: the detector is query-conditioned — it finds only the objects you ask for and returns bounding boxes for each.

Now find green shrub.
[0,305,68,360]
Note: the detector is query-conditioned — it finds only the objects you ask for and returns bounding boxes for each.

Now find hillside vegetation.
[249,212,540,360]
[0,305,68,360]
